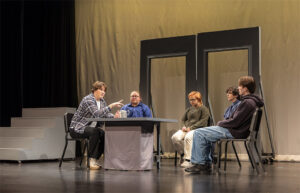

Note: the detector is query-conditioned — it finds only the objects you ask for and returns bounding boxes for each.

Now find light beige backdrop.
[75,0,300,160]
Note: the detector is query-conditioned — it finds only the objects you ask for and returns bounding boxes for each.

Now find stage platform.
[0,107,76,161]
[1,159,300,193]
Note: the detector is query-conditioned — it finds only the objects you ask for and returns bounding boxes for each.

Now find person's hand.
[109,100,124,109]
[114,110,120,118]
[186,127,191,132]
[181,126,187,132]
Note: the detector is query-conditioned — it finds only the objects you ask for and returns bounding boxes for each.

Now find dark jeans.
[70,127,105,159]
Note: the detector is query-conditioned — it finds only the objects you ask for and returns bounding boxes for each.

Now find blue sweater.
[121,102,152,118]
[224,100,241,120]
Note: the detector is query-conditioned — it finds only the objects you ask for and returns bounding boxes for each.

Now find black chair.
[59,113,90,168]
[174,151,183,166]
[216,108,265,174]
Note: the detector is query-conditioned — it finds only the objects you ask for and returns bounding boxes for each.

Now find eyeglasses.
[130,95,140,98]
[189,99,197,101]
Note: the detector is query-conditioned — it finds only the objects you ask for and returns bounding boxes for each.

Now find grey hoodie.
[217,94,264,139]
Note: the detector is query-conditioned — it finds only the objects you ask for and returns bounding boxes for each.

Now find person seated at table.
[120,91,152,118]
[171,91,210,168]
[185,76,264,174]
[224,86,241,120]
[70,81,123,170]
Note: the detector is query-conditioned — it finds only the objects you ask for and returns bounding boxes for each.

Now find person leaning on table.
[70,81,123,170]
[120,91,152,118]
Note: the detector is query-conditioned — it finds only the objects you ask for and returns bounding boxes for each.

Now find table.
[86,117,177,170]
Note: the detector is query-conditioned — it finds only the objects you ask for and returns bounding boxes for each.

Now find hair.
[130,91,140,97]
[91,81,107,93]
[238,76,256,94]
[188,91,203,105]
[226,86,240,99]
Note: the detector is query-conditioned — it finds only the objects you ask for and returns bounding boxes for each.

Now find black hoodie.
[217,94,264,139]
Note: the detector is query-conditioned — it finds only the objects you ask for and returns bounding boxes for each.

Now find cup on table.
[120,110,127,118]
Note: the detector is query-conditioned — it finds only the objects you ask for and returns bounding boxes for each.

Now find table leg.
[156,123,161,169]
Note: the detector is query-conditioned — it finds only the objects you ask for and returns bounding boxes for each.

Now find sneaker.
[180,161,192,168]
[96,159,102,167]
[89,158,101,170]
[184,164,210,173]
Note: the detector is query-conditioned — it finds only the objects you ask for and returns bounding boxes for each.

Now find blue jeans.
[191,126,234,165]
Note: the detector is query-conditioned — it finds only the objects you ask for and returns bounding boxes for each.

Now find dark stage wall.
[0,0,78,126]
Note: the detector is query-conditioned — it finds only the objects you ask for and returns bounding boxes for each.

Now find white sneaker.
[180,161,192,168]
[96,159,102,167]
[89,158,101,170]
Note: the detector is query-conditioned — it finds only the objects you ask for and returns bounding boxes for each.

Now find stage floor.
[1,159,300,193]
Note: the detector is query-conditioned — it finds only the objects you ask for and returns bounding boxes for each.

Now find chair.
[216,108,265,174]
[59,113,90,168]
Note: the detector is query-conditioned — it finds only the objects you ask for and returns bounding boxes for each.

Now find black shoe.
[185,164,210,173]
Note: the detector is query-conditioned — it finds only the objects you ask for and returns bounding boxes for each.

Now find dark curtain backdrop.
[0,0,77,126]
[0,1,23,126]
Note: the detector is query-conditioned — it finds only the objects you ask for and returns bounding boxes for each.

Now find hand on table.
[114,110,120,118]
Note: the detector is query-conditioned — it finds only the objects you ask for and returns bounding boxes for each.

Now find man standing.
[185,76,264,173]
[120,91,152,118]
[70,81,123,170]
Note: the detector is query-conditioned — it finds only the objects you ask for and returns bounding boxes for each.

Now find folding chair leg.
[174,151,177,166]
[247,142,260,174]
[244,141,255,169]
[254,142,265,172]
[80,141,88,166]
[224,141,229,171]
[59,140,68,167]
[232,141,241,168]
[86,140,90,169]
[216,141,222,173]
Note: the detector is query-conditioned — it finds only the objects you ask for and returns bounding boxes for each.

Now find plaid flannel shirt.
[70,93,114,133]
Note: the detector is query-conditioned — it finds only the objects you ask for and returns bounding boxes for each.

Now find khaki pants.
[171,130,194,160]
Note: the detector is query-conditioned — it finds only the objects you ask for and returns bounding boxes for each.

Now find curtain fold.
[0,1,23,126]
[23,1,77,108]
